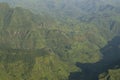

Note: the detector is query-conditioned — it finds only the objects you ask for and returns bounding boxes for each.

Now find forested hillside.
[0,0,120,80]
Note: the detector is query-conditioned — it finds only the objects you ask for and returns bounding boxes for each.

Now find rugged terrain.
[0,0,120,80]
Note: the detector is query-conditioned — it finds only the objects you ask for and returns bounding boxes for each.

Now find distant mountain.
[1,0,120,36]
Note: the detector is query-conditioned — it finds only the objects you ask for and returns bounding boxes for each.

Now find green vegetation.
[0,0,120,80]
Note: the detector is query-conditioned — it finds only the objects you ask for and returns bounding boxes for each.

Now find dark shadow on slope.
[69,36,120,80]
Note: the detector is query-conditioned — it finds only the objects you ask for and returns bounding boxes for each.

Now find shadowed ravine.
[69,36,120,80]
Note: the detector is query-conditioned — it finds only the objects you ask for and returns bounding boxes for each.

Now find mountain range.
[0,0,120,80]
